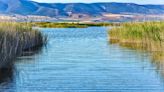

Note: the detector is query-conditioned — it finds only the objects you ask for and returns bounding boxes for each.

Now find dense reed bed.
[109,22,164,51]
[30,22,118,28]
[0,22,46,68]
[109,21,164,62]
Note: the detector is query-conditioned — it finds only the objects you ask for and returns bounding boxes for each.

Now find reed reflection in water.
[0,45,43,92]
[109,39,164,81]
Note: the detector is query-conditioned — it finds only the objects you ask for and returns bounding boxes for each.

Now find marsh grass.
[0,22,46,68]
[109,21,164,62]
[109,22,164,51]
[30,22,118,28]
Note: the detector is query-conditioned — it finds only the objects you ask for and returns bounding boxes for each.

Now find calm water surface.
[1,27,164,92]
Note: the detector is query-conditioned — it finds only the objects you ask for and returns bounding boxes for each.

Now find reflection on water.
[1,27,164,92]
[109,39,164,81]
[0,45,44,92]
[150,52,164,78]
[0,64,13,84]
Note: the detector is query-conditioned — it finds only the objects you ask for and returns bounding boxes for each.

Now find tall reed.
[109,22,164,51]
[0,22,46,68]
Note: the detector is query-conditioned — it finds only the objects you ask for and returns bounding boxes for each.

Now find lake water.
[1,27,164,92]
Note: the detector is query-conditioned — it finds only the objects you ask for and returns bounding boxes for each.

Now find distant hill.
[0,0,164,17]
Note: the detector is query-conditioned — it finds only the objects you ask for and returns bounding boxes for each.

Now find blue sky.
[31,0,164,4]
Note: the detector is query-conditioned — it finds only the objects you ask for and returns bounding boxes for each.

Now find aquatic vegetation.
[108,21,164,77]
[109,21,164,51]
[30,22,119,28]
[0,22,46,68]
[109,21,164,64]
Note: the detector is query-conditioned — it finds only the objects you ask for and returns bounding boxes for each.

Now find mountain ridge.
[0,0,164,17]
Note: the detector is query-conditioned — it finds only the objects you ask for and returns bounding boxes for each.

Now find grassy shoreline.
[109,21,164,62]
[0,22,46,68]
[109,22,164,51]
[29,22,119,28]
